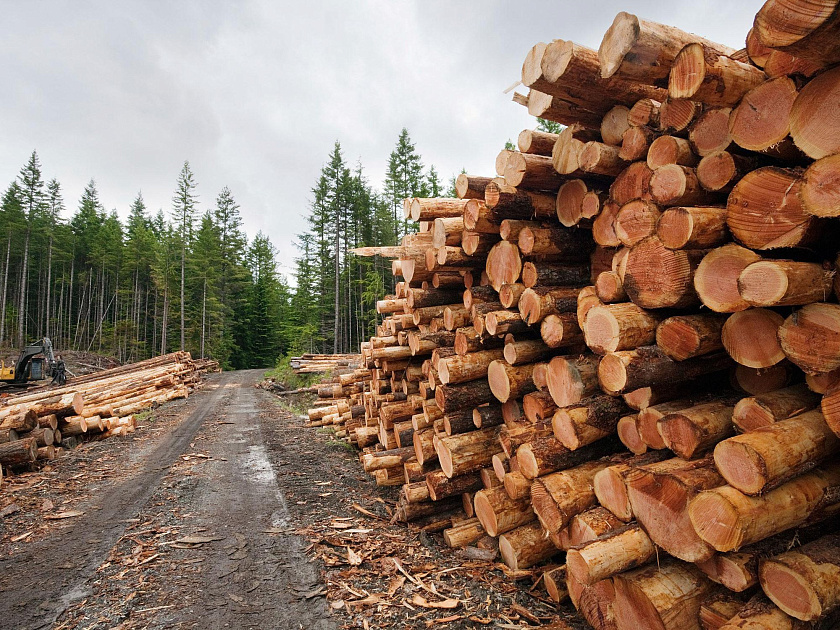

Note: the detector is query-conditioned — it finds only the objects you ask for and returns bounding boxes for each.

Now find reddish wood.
[779,304,840,375]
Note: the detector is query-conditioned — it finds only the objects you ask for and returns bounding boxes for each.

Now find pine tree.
[212,187,248,366]
[537,118,564,134]
[0,183,24,345]
[426,165,443,197]
[383,128,425,239]
[16,151,46,345]
[172,161,198,352]
[43,179,65,339]
[125,193,155,360]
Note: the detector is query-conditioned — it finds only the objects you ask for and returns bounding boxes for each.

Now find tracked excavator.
[0,337,66,386]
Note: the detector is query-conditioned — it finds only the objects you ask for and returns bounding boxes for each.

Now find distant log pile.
[0,351,213,485]
[290,354,362,374]
[307,1,840,628]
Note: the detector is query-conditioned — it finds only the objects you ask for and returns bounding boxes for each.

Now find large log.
[658,400,737,460]
[434,380,495,414]
[566,523,656,586]
[583,302,661,354]
[688,461,840,552]
[738,260,834,308]
[669,43,766,107]
[656,313,726,361]
[437,348,505,385]
[760,533,840,622]
[754,0,840,65]
[790,65,840,159]
[657,206,728,250]
[546,354,601,408]
[732,383,820,432]
[727,167,821,250]
[778,303,840,375]
[623,236,706,308]
[518,434,620,479]
[473,485,534,537]
[519,286,581,325]
[729,77,798,153]
[592,451,672,521]
[626,455,724,562]
[613,560,714,630]
[552,396,629,450]
[598,11,734,83]
[721,308,786,369]
[694,244,762,313]
[0,437,38,466]
[714,410,839,495]
[598,346,733,395]
[487,360,538,403]
[434,427,502,478]
[499,521,559,570]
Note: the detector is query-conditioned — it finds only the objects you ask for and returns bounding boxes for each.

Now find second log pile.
[0,351,212,483]
[311,2,840,629]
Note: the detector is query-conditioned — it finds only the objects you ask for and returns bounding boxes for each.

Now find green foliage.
[537,118,564,134]
[504,139,516,150]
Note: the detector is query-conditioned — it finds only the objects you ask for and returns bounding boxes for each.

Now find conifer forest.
[0,128,447,369]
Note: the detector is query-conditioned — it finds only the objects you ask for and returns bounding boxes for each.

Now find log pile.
[290,354,362,374]
[307,2,840,628]
[0,351,209,482]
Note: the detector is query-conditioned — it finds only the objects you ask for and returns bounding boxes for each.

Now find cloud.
[0,0,765,279]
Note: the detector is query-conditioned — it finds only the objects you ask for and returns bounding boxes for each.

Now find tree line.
[0,152,291,369]
[0,128,450,368]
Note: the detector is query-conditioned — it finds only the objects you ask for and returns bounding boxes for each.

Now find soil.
[0,369,580,629]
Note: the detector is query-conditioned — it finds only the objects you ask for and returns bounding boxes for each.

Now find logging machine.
[0,337,67,385]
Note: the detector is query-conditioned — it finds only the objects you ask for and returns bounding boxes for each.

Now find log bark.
[518,225,594,259]
[531,457,622,535]
[426,469,483,501]
[0,437,37,466]
[552,396,629,450]
[599,11,735,83]
[442,518,486,548]
[484,310,528,337]
[544,565,569,603]
[409,198,469,222]
[504,152,564,190]
[717,595,817,630]
[435,379,495,414]
[626,455,725,562]
[567,506,624,548]
[688,461,840,552]
[504,340,553,366]
[518,433,620,479]
[474,404,505,430]
[714,410,839,495]
[521,261,590,289]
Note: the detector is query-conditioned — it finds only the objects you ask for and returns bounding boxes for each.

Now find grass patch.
[325,439,356,452]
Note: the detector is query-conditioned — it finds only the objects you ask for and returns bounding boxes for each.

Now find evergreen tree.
[537,118,564,134]
[172,161,198,352]
[0,183,24,344]
[43,179,64,339]
[383,128,425,239]
[16,151,46,345]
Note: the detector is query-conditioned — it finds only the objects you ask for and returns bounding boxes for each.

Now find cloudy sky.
[1,1,764,280]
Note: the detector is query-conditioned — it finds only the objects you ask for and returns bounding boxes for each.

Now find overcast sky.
[1,1,764,280]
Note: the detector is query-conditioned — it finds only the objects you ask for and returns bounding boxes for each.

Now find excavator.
[0,338,67,386]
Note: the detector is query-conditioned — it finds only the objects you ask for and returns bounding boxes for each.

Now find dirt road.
[0,370,335,630]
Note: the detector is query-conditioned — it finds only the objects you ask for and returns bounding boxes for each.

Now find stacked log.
[289,353,362,374]
[306,2,840,627]
[0,351,206,474]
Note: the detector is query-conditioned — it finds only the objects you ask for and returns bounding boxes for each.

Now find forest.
[0,129,450,369]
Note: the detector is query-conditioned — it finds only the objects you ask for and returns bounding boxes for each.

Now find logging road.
[0,369,336,630]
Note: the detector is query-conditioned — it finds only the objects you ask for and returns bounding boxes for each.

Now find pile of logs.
[290,354,362,374]
[308,2,840,628]
[0,351,209,484]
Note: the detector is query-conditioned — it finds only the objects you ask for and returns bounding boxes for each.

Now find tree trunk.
[732,383,820,432]
[738,260,834,308]
[473,485,534,537]
[499,521,558,570]
[658,400,738,459]
[567,523,655,586]
[694,244,762,313]
[656,313,726,361]
[779,303,840,375]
